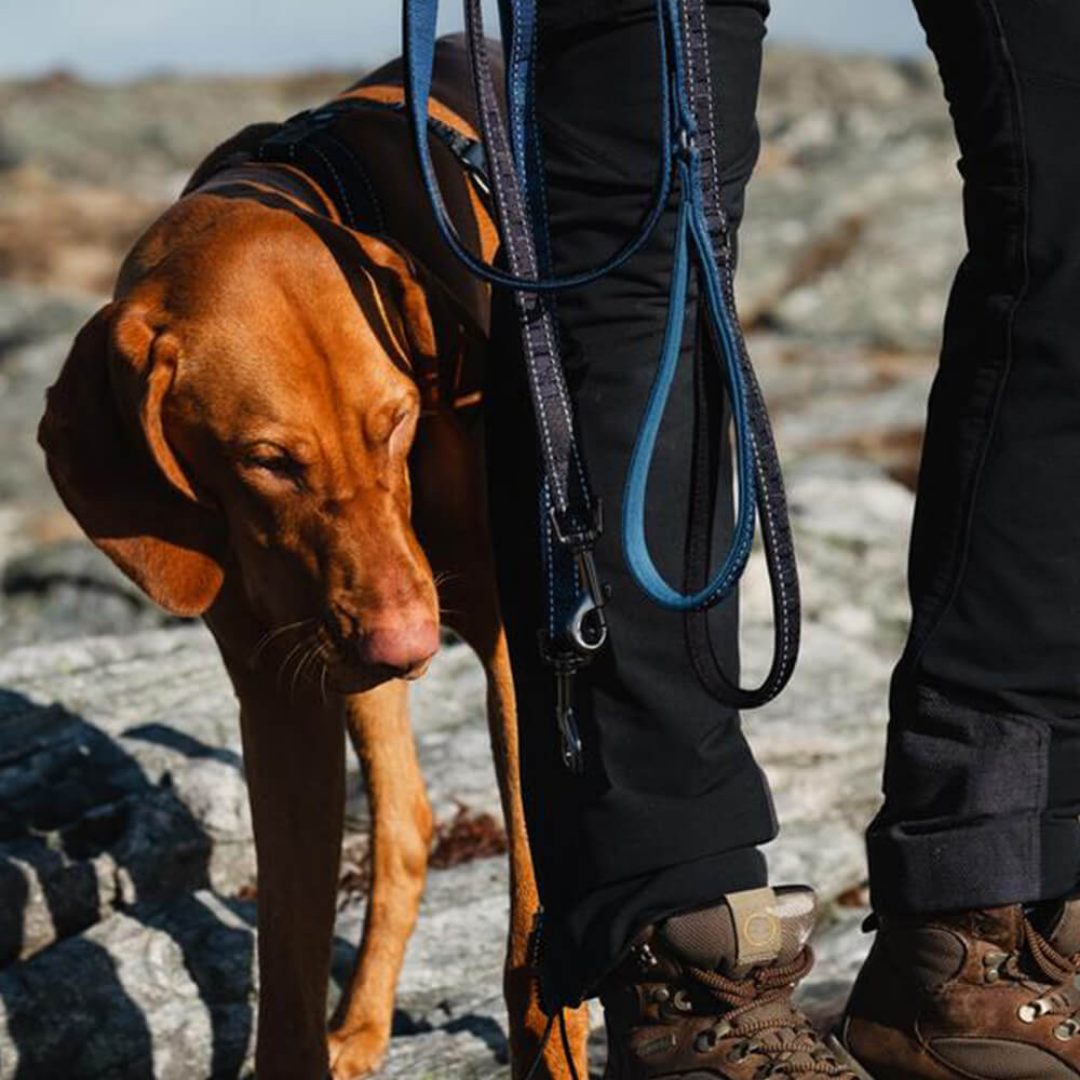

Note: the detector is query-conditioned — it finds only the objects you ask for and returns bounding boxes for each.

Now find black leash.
[676,0,800,708]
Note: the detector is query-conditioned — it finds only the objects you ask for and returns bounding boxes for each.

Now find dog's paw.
[327,1025,388,1080]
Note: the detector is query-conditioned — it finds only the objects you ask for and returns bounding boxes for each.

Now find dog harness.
[190,83,495,422]
[404,0,802,773]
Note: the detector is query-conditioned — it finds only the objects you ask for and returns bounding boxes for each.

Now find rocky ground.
[0,46,960,1079]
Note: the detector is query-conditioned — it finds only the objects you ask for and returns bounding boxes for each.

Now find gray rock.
[0,442,909,1076]
[736,50,965,352]
[0,73,353,198]
[0,283,92,354]
[0,891,258,1080]
[1,539,186,653]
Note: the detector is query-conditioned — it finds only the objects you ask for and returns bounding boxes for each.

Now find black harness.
[192,92,492,417]
[214,95,490,233]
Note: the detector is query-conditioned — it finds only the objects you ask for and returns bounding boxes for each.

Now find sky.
[1,0,926,81]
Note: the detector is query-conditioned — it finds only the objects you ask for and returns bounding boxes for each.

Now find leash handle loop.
[403,0,674,293]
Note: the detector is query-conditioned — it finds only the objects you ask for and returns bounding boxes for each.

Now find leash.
[666,0,800,706]
[404,0,800,757]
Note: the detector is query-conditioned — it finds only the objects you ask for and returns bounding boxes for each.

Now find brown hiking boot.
[842,899,1080,1079]
[599,885,869,1079]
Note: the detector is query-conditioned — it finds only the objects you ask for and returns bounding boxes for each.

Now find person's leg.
[848,2,1080,1073]
[485,0,775,1008]
[870,0,1080,925]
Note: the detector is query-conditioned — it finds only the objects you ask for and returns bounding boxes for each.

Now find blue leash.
[403,0,673,292]
[402,0,801,741]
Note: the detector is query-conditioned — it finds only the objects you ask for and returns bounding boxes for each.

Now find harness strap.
[194,102,490,419]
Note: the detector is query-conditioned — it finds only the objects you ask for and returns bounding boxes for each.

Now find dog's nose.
[358,615,439,678]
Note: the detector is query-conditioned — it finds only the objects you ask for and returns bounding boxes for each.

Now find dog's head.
[40,198,463,690]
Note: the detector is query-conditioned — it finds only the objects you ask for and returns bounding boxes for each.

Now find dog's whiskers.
[289,635,324,702]
[277,634,314,693]
[434,571,464,625]
[248,617,317,668]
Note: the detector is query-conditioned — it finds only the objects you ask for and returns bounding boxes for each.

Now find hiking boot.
[599,885,869,1080]
[841,899,1080,1079]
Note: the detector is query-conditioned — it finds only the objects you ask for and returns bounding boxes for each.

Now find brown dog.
[37,37,589,1080]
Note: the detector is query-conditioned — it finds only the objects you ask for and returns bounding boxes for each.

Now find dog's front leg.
[329,680,433,1080]
[229,663,347,1080]
[470,622,591,1080]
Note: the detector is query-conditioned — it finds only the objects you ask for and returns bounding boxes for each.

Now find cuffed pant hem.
[542,844,768,1008]
[867,809,1080,914]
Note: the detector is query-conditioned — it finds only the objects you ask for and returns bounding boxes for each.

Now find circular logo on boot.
[743,911,781,949]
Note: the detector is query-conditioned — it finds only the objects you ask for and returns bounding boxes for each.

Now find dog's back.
[356,32,502,136]
[183,35,500,341]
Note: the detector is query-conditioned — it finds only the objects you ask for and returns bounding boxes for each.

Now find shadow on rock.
[0,688,255,1079]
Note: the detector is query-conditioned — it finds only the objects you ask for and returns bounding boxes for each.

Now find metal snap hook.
[567,550,609,656]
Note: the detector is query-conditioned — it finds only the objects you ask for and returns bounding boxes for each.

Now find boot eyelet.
[695,1031,718,1053]
[727,1042,751,1063]
[672,990,693,1012]
[1018,999,1052,1023]
[1054,1020,1080,1041]
[982,951,1006,983]
[649,987,671,1005]
[635,944,659,972]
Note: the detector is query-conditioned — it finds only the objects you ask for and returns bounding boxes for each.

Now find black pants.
[485,0,1080,1007]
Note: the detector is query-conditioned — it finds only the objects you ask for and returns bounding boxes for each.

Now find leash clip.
[566,552,609,656]
[549,500,609,656]
[554,664,585,774]
[539,633,587,774]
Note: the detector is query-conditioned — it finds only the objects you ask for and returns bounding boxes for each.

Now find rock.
[0,539,186,653]
[737,50,965,353]
[0,892,258,1080]
[0,289,96,592]
[0,72,353,198]
[0,441,907,1076]
[0,165,164,296]
[0,283,91,353]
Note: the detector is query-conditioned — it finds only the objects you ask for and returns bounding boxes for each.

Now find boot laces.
[685,947,858,1078]
[1002,916,1080,1032]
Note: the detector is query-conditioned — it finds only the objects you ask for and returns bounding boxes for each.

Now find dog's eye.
[243,447,306,481]
[255,455,298,475]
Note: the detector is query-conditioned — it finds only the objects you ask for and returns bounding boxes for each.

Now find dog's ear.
[39,302,227,617]
[355,233,485,367]
[355,233,445,365]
